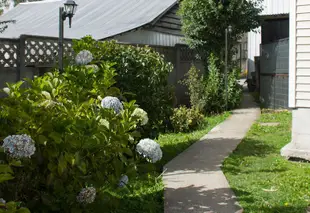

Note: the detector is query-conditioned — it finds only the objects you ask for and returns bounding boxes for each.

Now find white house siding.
[281,0,310,161]
[291,0,310,108]
[113,29,185,47]
[247,0,290,75]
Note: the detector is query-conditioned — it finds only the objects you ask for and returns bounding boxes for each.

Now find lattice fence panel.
[0,39,19,68]
[24,37,74,66]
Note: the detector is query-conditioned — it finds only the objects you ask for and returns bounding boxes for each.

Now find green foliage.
[181,65,206,112]
[170,106,204,133]
[178,0,263,61]
[182,54,242,114]
[203,54,224,113]
[227,67,243,109]
[0,59,153,212]
[72,36,175,137]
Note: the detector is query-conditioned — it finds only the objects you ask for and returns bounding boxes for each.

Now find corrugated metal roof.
[0,0,177,39]
[260,0,290,16]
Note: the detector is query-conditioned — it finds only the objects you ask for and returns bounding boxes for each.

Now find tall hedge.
[73,36,175,137]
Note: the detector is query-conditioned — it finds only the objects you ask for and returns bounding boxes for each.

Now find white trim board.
[289,0,297,108]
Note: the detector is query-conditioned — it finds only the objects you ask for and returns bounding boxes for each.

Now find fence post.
[18,35,26,81]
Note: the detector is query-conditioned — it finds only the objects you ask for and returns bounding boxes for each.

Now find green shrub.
[182,54,243,114]
[181,65,206,112]
[204,54,224,114]
[72,36,175,137]
[170,106,204,132]
[0,51,162,212]
[227,68,243,109]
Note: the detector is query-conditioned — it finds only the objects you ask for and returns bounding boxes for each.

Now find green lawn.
[223,110,310,213]
[107,112,230,213]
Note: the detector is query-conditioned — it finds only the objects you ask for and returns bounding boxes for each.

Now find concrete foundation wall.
[281,108,310,160]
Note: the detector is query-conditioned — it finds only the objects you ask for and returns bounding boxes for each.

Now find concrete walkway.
[163,88,260,213]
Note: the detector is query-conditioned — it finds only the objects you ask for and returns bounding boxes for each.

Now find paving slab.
[163,89,260,213]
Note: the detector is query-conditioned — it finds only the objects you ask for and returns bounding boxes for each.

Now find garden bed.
[108,112,230,213]
[223,110,310,213]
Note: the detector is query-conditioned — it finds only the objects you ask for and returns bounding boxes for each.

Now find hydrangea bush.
[73,36,175,138]
[0,49,163,212]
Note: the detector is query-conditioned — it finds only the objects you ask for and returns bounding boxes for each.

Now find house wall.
[113,29,185,47]
[152,4,182,36]
[290,0,310,108]
[114,4,184,47]
[281,0,310,161]
[247,0,290,75]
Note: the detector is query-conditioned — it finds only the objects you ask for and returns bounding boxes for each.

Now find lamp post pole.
[225,25,232,111]
[225,27,228,111]
[59,7,64,72]
[58,0,78,73]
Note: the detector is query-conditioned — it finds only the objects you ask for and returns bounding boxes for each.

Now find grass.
[223,110,310,213]
[107,112,231,213]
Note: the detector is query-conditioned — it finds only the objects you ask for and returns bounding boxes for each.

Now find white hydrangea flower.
[75,50,93,65]
[136,138,162,163]
[2,87,10,95]
[101,96,123,114]
[2,134,36,159]
[118,175,129,188]
[0,198,5,205]
[39,100,63,109]
[76,187,96,204]
[85,64,99,72]
[132,108,148,126]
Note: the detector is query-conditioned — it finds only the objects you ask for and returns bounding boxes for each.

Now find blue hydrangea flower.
[75,50,93,65]
[2,134,36,159]
[101,96,123,114]
[132,108,148,126]
[118,175,129,188]
[136,138,162,163]
[76,187,96,204]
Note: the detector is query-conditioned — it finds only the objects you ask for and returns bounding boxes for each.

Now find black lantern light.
[58,0,78,72]
[63,0,78,28]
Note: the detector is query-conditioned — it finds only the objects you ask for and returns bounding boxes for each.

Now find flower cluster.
[2,134,36,159]
[118,175,129,188]
[76,187,96,204]
[132,108,148,126]
[85,64,99,72]
[101,96,123,114]
[136,138,162,163]
[75,50,93,65]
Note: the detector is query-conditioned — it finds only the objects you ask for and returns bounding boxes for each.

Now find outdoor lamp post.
[225,25,232,110]
[58,0,78,72]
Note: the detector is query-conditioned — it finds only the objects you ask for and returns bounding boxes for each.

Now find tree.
[178,0,263,65]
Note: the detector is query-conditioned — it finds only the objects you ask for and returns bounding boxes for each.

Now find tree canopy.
[178,0,263,61]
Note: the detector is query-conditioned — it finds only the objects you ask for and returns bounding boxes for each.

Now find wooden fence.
[0,35,203,105]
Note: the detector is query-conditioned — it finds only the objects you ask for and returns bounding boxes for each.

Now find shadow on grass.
[222,138,279,175]
[231,137,277,157]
